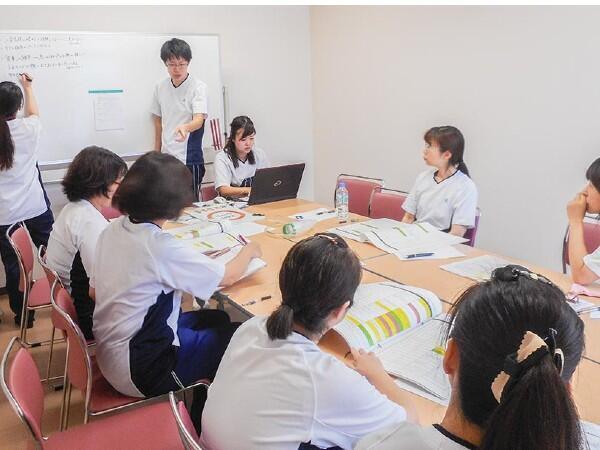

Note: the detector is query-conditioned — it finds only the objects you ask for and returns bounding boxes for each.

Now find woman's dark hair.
[62,146,127,202]
[160,38,192,63]
[113,152,194,222]
[424,126,470,177]
[586,157,600,192]
[223,116,256,169]
[0,81,24,171]
[266,233,362,340]
[446,264,585,450]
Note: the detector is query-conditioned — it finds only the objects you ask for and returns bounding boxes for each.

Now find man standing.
[151,38,207,200]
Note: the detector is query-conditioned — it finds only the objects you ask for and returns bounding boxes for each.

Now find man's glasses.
[166,62,189,68]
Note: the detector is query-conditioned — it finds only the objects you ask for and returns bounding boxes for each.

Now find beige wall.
[311,6,600,270]
[0,6,313,289]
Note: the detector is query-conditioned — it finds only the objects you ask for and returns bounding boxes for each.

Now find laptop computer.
[247,163,306,205]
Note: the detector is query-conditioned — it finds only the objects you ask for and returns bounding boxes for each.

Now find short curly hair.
[62,146,127,202]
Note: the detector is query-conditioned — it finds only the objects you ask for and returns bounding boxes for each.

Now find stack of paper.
[166,230,266,282]
[329,218,466,260]
[440,255,513,282]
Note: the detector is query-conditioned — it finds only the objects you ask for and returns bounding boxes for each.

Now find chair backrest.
[336,174,384,217]
[51,287,92,404]
[0,337,45,445]
[37,245,61,290]
[100,206,122,220]
[200,183,218,202]
[6,222,33,293]
[368,187,408,221]
[168,392,202,450]
[463,208,481,247]
[562,218,600,273]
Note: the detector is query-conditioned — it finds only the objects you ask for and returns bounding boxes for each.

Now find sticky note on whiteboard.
[89,89,125,131]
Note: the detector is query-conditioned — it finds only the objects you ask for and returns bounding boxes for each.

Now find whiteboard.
[0,31,224,165]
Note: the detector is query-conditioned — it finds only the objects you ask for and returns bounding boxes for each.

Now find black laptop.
[247,163,306,205]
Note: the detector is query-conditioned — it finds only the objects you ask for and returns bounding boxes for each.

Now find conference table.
[178,198,600,425]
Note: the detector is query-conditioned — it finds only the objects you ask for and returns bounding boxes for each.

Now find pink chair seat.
[337,176,383,217]
[563,220,600,272]
[44,401,184,450]
[88,357,141,413]
[201,184,218,202]
[368,188,408,221]
[28,277,51,307]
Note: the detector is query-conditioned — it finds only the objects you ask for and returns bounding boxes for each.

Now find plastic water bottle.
[336,182,349,223]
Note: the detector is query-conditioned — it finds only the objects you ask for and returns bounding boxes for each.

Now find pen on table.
[405,252,434,259]
[237,234,249,245]
[316,210,335,215]
[242,295,272,307]
[205,247,231,259]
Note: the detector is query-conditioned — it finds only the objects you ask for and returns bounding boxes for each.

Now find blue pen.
[405,252,434,259]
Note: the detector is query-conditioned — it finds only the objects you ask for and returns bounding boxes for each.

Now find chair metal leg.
[45,326,56,383]
[61,381,72,430]
[19,304,28,341]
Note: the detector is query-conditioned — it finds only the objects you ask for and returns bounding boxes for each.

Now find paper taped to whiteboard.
[90,89,125,131]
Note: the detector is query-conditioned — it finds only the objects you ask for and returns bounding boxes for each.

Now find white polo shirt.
[214,147,270,189]
[92,216,225,397]
[150,74,208,165]
[46,200,109,294]
[583,246,600,277]
[355,423,476,450]
[403,169,478,231]
[0,115,47,225]
[200,316,406,450]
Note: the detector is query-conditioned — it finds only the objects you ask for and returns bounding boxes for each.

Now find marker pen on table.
[405,252,434,259]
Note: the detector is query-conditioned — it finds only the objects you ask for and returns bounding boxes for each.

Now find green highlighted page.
[334,282,442,350]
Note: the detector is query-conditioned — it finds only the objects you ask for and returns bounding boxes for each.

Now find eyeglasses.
[166,62,189,68]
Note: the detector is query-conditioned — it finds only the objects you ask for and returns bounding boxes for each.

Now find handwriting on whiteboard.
[0,34,83,77]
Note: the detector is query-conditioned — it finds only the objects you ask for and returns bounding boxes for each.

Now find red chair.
[200,183,218,202]
[37,245,66,384]
[335,174,384,217]
[1,336,186,450]
[51,286,151,429]
[463,208,481,247]
[562,217,600,273]
[169,391,202,449]
[368,187,409,221]
[51,286,209,430]
[6,222,53,346]
[100,206,122,220]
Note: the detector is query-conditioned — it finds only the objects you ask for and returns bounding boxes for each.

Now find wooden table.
[176,199,600,424]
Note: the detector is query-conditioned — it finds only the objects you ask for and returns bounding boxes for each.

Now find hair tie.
[491,265,554,286]
[491,330,563,403]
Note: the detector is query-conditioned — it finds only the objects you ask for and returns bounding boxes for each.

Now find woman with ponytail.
[214,115,270,198]
[402,126,478,237]
[357,264,586,450]
[0,74,54,327]
[201,233,415,450]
